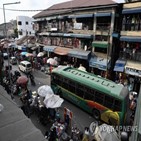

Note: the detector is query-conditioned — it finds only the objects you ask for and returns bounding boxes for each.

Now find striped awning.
[54,47,71,55]
[43,46,57,52]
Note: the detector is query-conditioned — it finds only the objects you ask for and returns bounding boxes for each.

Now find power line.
[0,5,94,12]
[0,7,72,12]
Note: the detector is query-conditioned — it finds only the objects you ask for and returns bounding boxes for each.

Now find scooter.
[29,73,36,86]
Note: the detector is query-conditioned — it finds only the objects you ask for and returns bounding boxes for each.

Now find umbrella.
[37,52,44,57]
[16,76,28,85]
[21,52,27,56]
[47,58,58,66]
[25,53,34,57]
[78,66,86,72]
[43,94,64,109]
[93,124,120,141]
[37,85,54,97]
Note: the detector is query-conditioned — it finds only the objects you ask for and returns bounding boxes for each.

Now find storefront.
[53,47,72,65]
[124,60,141,93]
[68,49,91,69]
[89,55,110,77]
[114,59,126,72]
[43,46,57,57]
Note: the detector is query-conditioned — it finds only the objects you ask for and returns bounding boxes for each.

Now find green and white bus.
[51,66,129,126]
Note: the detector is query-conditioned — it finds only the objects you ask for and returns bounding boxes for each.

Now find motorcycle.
[29,73,36,86]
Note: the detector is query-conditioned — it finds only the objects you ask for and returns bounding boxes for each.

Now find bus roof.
[52,66,128,99]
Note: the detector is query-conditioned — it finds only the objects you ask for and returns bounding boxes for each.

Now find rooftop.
[0,85,46,141]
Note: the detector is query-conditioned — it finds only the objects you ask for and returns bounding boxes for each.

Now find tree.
[13,28,18,38]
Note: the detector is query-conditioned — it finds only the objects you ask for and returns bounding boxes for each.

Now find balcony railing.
[119,51,141,61]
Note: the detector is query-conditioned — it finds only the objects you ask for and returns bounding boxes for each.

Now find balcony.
[119,51,141,61]
[71,29,93,35]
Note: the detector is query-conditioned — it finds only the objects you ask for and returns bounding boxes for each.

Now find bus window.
[62,77,68,89]
[68,79,75,93]
[84,92,94,100]
[95,92,104,104]
[76,84,85,97]
[104,95,114,109]
[114,99,122,111]
[52,74,61,85]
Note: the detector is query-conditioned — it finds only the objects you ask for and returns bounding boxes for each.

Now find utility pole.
[3,2,20,99]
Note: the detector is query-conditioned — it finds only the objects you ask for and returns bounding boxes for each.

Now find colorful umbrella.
[37,52,44,57]
[16,76,28,85]
[47,58,58,66]
[26,53,34,57]
[20,52,27,56]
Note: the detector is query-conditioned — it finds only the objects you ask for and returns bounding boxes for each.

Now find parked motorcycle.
[29,73,36,86]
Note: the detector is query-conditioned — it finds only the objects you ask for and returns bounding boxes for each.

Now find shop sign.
[125,67,141,76]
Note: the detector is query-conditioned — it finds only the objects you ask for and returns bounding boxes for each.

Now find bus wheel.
[92,109,100,120]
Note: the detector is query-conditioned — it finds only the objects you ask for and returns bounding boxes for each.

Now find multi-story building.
[33,0,121,79]
[0,20,17,38]
[113,1,141,94]
[16,16,35,39]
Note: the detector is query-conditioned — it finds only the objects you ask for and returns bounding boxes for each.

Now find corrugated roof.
[33,0,117,18]
[16,36,36,45]
[0,86,46,141]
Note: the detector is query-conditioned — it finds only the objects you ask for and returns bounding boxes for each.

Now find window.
[95,91,104,104]
[84,92,94,100]
[84,87,95,100]
[114,99,122,111]
[18,21,22,25]
[19,30,23,35]
[104,95,114,109]
[26,21,28,25]
[62,78,68,89]
[68,80,75,93]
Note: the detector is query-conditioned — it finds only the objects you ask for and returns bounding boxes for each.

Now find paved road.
[6,62,95,137]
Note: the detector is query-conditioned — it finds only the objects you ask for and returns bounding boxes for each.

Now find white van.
[18,61,32,73]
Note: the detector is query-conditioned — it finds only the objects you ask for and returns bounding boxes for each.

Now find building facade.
[113,1,141,94]
[33,0,141,93]
[16,16,35,39]
[33,0,121,79]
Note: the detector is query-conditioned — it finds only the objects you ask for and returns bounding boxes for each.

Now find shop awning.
[92,41,109,48]
[50,33,64,36]
[89,56,110,71]
[43,46,57,52]
[125,61,141,77]
[75,14,94,18]
[120,36,141,42]
[38,32,50,36]
[122,8,141,14]
[114,59,126,72]
[31,46,38,50]
[17,46,26,51]
[95,12,111,17]
[112,33,119,38]
[63,33,72,37]
[71,34,93,39]
[68,14,93,18]
[68,49,91,60]
[54,47,71,55]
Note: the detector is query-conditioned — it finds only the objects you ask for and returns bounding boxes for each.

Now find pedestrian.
[130,95,137,111]
[49,127,58,141]
[82,127,90,141]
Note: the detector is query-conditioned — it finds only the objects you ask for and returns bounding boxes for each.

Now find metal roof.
[0,86,46,141]
[33,0,117,18]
